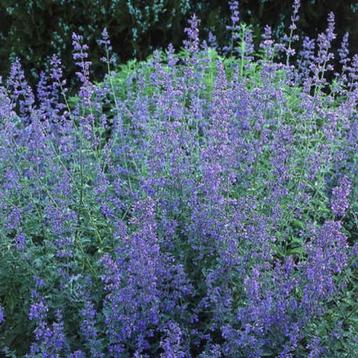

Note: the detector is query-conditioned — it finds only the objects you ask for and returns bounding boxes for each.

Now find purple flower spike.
[0,306,5,324]
[331,176,352,217]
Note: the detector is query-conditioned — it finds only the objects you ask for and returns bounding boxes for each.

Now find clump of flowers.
[331,176,352,217]
[0,1,356,356]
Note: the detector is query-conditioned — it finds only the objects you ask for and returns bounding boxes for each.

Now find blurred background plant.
[0,0,357,87]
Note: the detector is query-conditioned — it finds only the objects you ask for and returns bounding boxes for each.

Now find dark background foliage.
[0,0,357,86]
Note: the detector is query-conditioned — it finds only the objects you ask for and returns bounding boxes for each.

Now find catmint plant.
[0,1,356,357]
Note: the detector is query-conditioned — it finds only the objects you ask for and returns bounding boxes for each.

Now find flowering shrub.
[0,1,357,356]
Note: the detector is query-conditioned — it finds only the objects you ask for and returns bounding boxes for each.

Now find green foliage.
[0,0,356,87]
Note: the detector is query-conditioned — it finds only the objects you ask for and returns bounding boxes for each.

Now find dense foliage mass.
[0,0,357,86]
[0,1,357,356]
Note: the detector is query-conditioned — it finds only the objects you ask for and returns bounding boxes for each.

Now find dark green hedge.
[0,0,357,86]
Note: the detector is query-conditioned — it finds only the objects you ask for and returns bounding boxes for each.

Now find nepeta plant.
[0,1,357,357]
